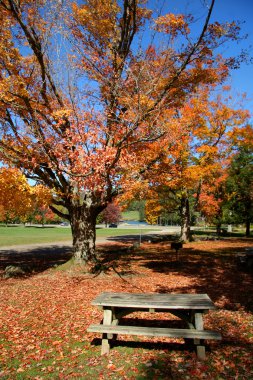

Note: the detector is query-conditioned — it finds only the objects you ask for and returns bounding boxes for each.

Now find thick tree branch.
[50,204,70,221]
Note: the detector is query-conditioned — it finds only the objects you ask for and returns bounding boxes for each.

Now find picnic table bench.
[87,292,221,360]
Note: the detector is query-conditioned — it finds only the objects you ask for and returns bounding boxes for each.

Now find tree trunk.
[180,193,191,242]
[245,216,250,237]
[245,219,251,237]
[216,222,221,236]
[51,190,108,271]
[245,199,251,237]
[69,200,101,268]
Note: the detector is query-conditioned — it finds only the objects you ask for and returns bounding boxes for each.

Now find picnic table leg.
[101,307,113,355]
[194,312,205,360]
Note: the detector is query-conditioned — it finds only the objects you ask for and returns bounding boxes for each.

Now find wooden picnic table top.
[91,292,216,310]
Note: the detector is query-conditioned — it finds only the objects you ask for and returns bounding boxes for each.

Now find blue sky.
[166,0,253,113]
[212,0,253,111]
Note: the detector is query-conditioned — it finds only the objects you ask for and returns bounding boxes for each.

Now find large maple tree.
[0,0,244,268]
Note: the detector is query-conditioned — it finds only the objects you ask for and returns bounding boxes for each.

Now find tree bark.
[245,219,251,237]
[180,193,191,242]
[70,208,96,265]
[216,222,222,236]
[245,199,251,237]
[69,194,104,269]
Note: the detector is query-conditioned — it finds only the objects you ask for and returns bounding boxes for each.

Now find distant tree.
[30,184,54,225]
[34,206,58,226]
[101,203,122,226]
[226,146,253,236]
[122,200,146,222]
[144,187,181,225]
[0,168,33,224]
[173,89,249,239]
[0,168,55,225]
[131,87,249,240]
[145,198,161,225]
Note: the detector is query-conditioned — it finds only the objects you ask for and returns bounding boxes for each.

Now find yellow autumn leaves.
[0,168,52,223]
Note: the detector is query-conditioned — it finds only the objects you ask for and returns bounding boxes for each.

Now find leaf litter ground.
[0,237,253,379]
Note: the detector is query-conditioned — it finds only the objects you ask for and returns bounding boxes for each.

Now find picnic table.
[87,292,221,360]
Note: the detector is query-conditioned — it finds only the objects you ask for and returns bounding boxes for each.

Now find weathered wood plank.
[101,308,112,354]
[195,313,204,330]
[87,325,222,340]
[91,292,215,310]
[193,312,205,359]
[103,308,112,325]
[196,345,206,360]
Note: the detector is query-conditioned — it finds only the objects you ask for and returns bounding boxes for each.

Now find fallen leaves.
[0,238,253,379]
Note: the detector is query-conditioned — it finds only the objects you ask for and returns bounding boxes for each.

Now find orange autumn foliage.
[0,0,248,263]
[123,85,250,228]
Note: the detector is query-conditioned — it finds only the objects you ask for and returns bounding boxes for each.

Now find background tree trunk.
[245,219,251,237]
[245,199,252,237]
[216,222,222,236]
[180,193,191,242]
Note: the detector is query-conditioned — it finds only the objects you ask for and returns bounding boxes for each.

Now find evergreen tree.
[226,147,253,236]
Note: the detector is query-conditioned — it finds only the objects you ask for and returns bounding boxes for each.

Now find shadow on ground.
[1,235,253,312]
[0,245,73,275]
[0,232,173,277]
[107,233,174,244]
[98,237,253,311]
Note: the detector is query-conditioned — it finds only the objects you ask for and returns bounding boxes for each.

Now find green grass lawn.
[0,225,155,247]
[121,210,140,220]
[0,225,72,247]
